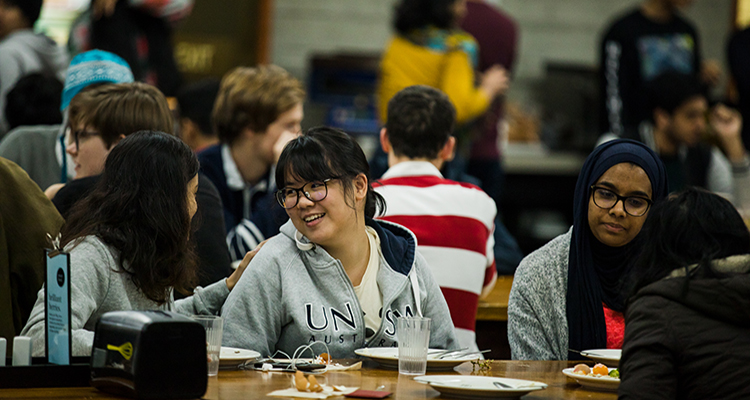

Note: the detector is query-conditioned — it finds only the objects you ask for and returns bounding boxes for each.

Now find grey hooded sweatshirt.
[221,219,460,359]
[0,29,69,136]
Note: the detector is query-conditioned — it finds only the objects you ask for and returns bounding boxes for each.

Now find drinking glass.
[396,316,431,375]
[192,315,223,376]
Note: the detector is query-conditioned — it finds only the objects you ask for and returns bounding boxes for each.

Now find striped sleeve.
[226,219,265,262]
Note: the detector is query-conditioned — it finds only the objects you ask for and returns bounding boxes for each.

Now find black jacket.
[618,256,750,399]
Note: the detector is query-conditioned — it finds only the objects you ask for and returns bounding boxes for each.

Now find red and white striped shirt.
[374,161,497,350]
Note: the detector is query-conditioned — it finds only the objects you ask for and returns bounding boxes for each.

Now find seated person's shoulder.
[0,157,45,192]
[0,156,24,175]
[196,144,222,164]
[246,233,299,267]
[196,145,225,180]
[0,124,59,148]
[197,172,220,197]
[52,175,100,217]
[66,236,117,265]
[515,228,572,279]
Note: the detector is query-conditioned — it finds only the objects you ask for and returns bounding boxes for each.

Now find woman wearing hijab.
[508,139,668,360]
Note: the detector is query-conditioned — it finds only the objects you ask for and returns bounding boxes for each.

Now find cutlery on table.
[437,349,491,359]
[494,381,514,389]
[427,348,468,357]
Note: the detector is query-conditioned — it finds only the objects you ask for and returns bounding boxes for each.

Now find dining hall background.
[33,0,748,358]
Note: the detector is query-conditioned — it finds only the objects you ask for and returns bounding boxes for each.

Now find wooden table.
[0,360,617,399]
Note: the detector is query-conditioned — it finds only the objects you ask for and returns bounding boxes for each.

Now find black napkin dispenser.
[90,310,207,399]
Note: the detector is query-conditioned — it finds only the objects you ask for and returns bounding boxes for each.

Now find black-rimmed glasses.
[276,178,337,209]
[590,185,652,217]
[71,128,101,150]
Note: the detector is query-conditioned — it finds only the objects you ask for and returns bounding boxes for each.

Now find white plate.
[580,349,621,367]
[562,367,620,392]
[354,348,476,371]
[415,375,547,399]
[219,346,261,368]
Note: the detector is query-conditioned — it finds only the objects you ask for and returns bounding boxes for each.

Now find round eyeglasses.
[276,178,337,209]
[590,185,652,217]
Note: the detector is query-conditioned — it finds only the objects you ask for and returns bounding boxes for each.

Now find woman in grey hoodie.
[221,126,459,359]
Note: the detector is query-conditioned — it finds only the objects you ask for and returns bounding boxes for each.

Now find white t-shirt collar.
[380,160,443,180]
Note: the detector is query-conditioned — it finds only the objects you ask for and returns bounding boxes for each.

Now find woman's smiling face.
[283,173,367,249]
[587,163,653,247]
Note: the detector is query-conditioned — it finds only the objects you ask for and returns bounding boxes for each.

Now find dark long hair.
[61,131,200,304]
[627,187,750,299]
[275,126,386,219]
[393,0,458,34]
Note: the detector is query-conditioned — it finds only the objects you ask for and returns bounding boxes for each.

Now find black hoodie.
[618,255,750,399]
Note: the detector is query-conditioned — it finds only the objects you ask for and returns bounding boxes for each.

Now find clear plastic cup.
[396,316,431,375]
[191,315,223,376]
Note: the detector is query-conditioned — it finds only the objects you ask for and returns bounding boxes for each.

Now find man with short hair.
[601,71,750,210]
[0,0,68,136]
[373,85,497,352]
[198,65,305,261]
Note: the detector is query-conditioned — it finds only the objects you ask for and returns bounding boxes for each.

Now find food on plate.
[294,370,323,393]
[573,364,591,375]
[295,371,308,391]
[571,363,620,380]
[592,363,609,376]
[315,352,331,364]
[308,375,323,392]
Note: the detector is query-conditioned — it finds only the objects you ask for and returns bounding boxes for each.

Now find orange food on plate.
[573,364,591,375]
[592,363,608,376]
[308,375,323,392]
[319,353,331,364]
[295,370,308,391]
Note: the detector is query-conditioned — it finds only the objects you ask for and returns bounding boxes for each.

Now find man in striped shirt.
[373,85,497,352]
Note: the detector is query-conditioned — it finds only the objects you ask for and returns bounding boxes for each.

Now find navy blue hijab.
[566,139,668,359]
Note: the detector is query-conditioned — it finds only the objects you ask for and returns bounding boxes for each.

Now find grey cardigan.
[508,228,572,360]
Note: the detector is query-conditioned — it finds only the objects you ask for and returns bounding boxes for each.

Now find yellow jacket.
[378,34,489,124]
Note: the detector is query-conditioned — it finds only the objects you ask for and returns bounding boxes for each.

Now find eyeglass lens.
[593,187,649,216]
[279,181,328,208]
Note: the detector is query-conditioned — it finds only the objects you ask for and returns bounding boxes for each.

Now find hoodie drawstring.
[409,270,423,317]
